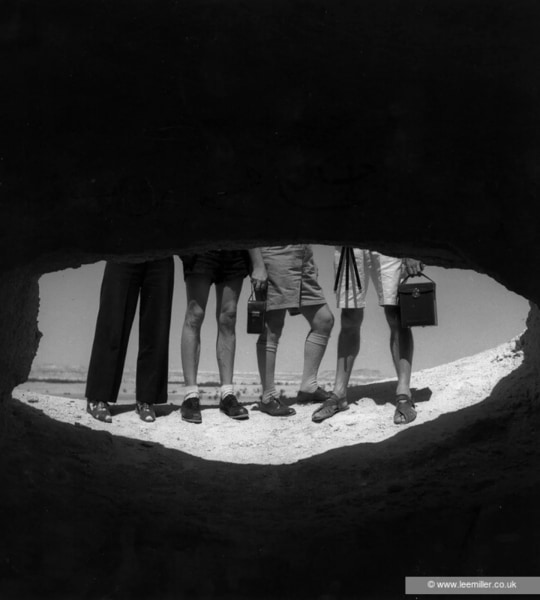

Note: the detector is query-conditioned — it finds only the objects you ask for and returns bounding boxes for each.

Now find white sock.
[220,384,234,399]
[262,340,279,403]
[184,385,199,400]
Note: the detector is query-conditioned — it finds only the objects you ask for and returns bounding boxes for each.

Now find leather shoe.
[136,402,156,422]
[220,394,249,420]
[259,396,296,417]
[87,400,112,423]
[181,396,202,424]
[296,386,330,404]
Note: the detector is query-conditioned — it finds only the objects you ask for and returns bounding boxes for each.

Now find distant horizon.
[27,363,386,382]
[33,245,529,378]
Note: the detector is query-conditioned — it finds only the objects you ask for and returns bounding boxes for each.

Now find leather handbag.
[247,287,266,334]
[398,273,437,327]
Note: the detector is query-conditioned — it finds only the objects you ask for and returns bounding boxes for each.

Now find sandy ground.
[13,340,524,465]
[4,337,540,599]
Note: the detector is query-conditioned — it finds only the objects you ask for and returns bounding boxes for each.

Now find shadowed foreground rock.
[0,0,540,598]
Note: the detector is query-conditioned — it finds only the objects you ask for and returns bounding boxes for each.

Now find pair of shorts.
[334,248,403,308]
[181,250,250,284]
[260,245,327,312]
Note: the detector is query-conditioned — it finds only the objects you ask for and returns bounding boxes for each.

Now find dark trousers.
[85,258,174,405]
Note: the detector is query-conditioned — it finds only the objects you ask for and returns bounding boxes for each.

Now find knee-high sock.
[300,331,330,393]
[261,339,279,402]
[256,336,267,389]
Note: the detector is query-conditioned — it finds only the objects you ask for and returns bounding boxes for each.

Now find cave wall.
[0,270,40,406]
[1,1,540,386]
[1,3,540,598]
[0,0,539,287]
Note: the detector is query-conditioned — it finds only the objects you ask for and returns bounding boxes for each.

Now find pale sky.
[34,245,529,378]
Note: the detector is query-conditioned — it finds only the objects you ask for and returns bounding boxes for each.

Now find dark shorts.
[181,250,250,284]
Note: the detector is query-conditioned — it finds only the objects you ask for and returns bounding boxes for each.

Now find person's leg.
[214,277,243,388]
[297,303,334,396]
[333,308,364,399]
[256,331,267,391]
[180,274,212,424]
[214,277,249,420]
[262,309,285,399]
[384,306,413,395]
[311,248,368,422]
[181,275,212,388]
[258,309,295,416]
[311,306,361,423]
[384,305,417,423]
[135,257,175,420]
[86,262,142,421]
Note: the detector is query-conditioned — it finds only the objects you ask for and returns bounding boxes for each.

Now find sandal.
[312,393,349,423]
[393,394,416,424]
[87,400,112,423]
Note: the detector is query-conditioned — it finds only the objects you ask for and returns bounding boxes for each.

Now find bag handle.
[400,272,435,285]
[249,283,267,302]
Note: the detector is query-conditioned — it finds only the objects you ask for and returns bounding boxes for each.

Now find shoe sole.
[259,409,296,417]
[182,415,202,424]
[86,408,112,423]
[312,405,349,423]
[136,407,156,422]
[220,410,249,420]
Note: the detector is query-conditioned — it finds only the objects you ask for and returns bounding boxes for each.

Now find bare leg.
[384,305,413,397]
[333,308,364,399]
[214,278,244,386]
[299,303,334,393]
[256,331,267,389]
[180,275,212,387]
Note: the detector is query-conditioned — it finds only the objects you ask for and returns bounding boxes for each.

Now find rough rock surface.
[3,339,540,599]
[1,1,540,597]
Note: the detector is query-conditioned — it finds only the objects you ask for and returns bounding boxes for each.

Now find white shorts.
[334,248,403,309]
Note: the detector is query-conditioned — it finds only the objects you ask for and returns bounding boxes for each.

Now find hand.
[403,258,424,277]
[250,265,268,293]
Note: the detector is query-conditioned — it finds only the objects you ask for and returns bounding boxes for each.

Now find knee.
[384,306,405,331]
[266,323,283,344]
[340,309,363,333]
[314,308,334,336]
[266,311,285,341]
[218,308,237,332]
[184,302,206,329]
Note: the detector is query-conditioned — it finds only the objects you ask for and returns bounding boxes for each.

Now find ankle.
[220,384,234,399]
[184,385,200,401]
[262,389,277,403]
[299,382,318,394]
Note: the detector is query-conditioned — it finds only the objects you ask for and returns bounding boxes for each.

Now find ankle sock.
[184,385,199,400]
[220,384,234,399]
